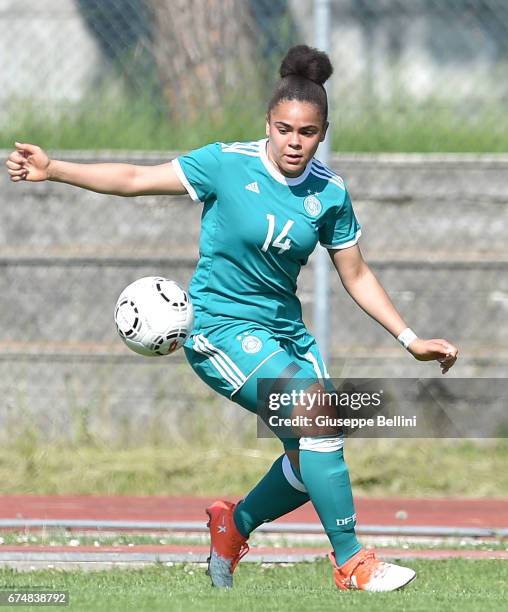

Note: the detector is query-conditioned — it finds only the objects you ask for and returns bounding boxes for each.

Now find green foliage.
[2,93,264,152]
[2,95,507,152]
[332,100,508,152]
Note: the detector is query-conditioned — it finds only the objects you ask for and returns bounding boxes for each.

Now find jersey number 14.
[261,214,295,254]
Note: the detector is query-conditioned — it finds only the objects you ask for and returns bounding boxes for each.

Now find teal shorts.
[183,320,332,451]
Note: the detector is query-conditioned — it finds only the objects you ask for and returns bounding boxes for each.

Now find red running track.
[0,495,507,529]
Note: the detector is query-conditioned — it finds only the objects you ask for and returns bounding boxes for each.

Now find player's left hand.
[407,338,458,374]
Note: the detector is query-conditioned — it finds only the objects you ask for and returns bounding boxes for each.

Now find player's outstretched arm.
[330,244,459,374]
[5,142,188,197]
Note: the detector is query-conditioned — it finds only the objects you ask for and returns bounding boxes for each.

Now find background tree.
[149,0,258,121]
[77,0,296,122]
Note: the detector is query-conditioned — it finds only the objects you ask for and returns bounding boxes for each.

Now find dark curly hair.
[268,45,333,122]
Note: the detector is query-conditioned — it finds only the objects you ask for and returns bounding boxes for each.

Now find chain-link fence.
[2,0,508,149]
[2,1,508,444]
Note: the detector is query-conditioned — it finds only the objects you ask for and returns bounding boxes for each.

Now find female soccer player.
[6,45,457,592]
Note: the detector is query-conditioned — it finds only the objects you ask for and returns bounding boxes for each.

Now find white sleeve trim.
[320,229,362,250]
[171,158,201,203]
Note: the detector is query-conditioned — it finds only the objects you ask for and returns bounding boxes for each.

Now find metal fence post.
[313,0,331,364]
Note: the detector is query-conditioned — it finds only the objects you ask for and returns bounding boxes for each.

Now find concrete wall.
[0,0,101,109]
[1,152,507,441]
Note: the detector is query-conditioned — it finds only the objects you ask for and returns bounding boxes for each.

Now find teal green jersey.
[172,139,361,337]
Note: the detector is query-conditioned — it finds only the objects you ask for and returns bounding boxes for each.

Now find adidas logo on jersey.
[245,181,260,194]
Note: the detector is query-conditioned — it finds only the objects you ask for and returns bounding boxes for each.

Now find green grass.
[1,438,507,497]
[332,101,508,153]
[0,559,507,611]
[3,95,508,152]
[1,95,264,152]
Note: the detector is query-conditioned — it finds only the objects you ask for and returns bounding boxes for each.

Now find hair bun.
[280,45,333,85]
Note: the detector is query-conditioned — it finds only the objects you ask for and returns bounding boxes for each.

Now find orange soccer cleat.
[329,548,416,592]
[205,500,250,588]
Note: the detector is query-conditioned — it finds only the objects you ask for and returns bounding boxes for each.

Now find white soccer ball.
[114,276,193,356]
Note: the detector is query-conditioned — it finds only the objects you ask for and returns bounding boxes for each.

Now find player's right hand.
[5,142,50,182]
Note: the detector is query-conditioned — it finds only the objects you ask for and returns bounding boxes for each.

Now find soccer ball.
[114,276,193,356]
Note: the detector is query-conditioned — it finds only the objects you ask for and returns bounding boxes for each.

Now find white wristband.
[397,328,418,349]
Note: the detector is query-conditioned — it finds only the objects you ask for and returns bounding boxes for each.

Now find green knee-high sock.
[233,454,309,537]
[299,447,362,565]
